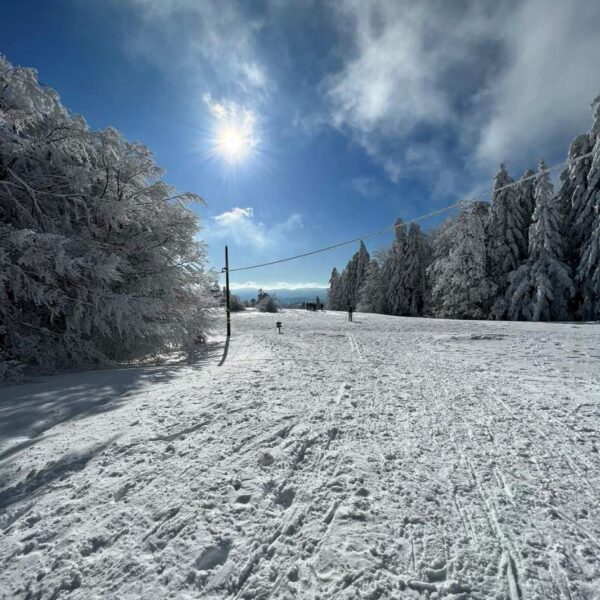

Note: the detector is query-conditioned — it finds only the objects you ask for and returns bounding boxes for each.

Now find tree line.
[328,98,600,322]
[228,289,280,313]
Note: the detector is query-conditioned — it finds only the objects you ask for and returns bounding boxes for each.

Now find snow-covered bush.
[257,294,280,313]
[0,57,216,376]
[229,294,245,312]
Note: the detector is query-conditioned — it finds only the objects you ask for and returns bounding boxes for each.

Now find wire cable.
[228,199,468,273]
[226,150,595,273]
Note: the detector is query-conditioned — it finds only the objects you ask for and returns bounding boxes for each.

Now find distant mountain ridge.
[233,287,328,304]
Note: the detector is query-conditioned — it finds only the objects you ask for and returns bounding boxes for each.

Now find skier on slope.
[348,305,353,322]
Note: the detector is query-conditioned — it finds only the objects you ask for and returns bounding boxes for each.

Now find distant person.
[348,305,353,322]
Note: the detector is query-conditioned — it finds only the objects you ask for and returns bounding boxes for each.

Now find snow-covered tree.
[357,248,389,313]
[575,97,600,318]
[229,294,245,312]
[401,223,431,316]
[257,293,280,313]
[340,241,370,310]
[556,133,594,267]
[327,267,343,310]
[516,169,536,255]
[487,164,526,318]
[331,241,371,311]
[384,219,409,315]
[338,270,350,309]
[0,57,215,378]
[353,241,370,307]
[506,161,574,321]
[428,202,496,319]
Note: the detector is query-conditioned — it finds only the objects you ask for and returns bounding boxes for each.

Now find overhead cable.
[226,150,595,273]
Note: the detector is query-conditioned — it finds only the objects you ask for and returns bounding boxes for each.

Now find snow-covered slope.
[1,311,599,599]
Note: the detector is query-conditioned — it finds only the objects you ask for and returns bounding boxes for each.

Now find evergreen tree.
[336,241,370,310]
[428,203,496,319]
[556,132,594,275]
[506,161,574,321]
[338,270,350,309]
[401,224,431,316]
[487,163,525,318]
[357,248,389,313]
[385,219,409,315]
[353,241,370,308]
[516,169,536,256]
[326,268,342,310]
[575,97,600,319]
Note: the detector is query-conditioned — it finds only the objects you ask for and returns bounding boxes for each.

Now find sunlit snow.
[1,310,599,598]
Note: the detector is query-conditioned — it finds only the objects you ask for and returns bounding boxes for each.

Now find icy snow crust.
[1,310,599,599]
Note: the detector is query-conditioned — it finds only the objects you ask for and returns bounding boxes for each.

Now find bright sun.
[204,98,258,167]
[217,125,252,162]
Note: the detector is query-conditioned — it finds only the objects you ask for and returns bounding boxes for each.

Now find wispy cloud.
[474,0,600,168]
[325,0,600,188]
[350,176,382,198]
[207,207,303,249]
[121,0,270,98]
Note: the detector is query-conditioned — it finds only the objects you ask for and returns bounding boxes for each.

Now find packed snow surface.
[1,310,599,599]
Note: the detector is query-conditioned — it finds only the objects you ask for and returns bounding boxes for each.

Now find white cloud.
[122,0,269,97]
[326,0,600,187]
[207,207,303,249]
[327,2,452,137]
[214,207,255,225]
[474,0,600,167]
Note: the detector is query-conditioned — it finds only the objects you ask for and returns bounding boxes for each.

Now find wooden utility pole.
[224,245,231,337]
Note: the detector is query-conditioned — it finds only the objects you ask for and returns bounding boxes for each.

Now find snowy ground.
[1,310,599,600]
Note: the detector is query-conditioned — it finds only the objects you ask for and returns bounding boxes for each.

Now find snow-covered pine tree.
[516,169,536,256]
[357,248,389,313]
[487,163,526,318]
[401,223,431,316]
[338,270,350,309]
[506,160,574,321]
[353,241,370,308]
[428,202,496,319]
[336,241,370,310]
[384,219,409,315]
[556,132,594,274]
[575,97,600,319]
[327,267,343,310]
[341,242,369,310]
[0,57,215,377]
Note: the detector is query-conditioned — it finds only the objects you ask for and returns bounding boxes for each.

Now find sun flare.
[217,126,251,162]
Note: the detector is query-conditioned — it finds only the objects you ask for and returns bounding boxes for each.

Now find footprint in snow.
[259,452,275,467]
[194,539,232,571]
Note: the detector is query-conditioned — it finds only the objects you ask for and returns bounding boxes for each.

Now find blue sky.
[2,0,600,289]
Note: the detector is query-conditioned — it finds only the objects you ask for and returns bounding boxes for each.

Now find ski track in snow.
[0,310,599,599]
